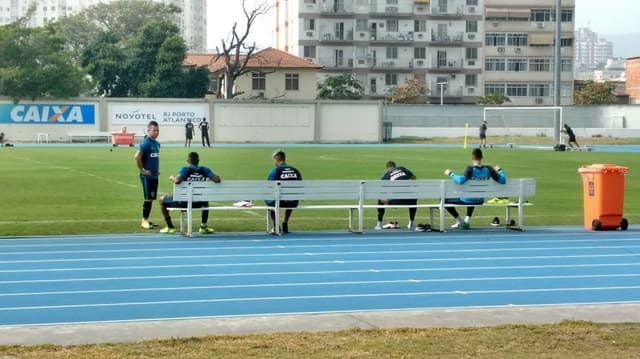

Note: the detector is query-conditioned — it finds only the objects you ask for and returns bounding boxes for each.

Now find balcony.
[319,30,354,42]
[430,5,463,17]
[431,31,464,43]
[429,58,464,71]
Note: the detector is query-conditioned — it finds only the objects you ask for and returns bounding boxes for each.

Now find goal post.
[482,106,564,146]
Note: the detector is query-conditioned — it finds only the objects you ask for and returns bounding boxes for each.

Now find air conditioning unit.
[467,33,476,40]
[468,87,475,93]
[358,31,367,38]
[515,47,521,53]
[306,31,314,37]
[497,46,505,53]
[417,33,424,39]
[357,58,366,65]
[536,22,544,28]
[467,60,476,66]
[416,6,424,11]
[416,59,424,66]
[535,97,543,104]
[385,6,398,13]
[468,6,475,13]
[348,59,354,67]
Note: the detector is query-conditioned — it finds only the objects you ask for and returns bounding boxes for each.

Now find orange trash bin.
[111,132,135,147]
[578,164,629,231]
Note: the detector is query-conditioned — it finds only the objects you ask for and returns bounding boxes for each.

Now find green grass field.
[1,145,638,236]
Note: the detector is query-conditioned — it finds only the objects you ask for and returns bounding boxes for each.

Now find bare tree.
[216,0,270,99]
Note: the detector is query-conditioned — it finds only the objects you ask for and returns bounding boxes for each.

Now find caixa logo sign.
[0,104,96,124]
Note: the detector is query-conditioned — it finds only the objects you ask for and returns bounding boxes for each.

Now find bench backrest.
[444,178,536,199]
[173,181,276,202]
[173,178,536,204]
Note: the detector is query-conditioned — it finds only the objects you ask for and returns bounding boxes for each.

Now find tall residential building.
[0,0,206,52]
[574,27,613,74]
[274,0,575,105]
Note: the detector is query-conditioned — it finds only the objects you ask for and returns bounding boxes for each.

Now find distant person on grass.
[266,150,302,234]
[185,119,194,147]
[159,152,221,234]
[199,117,211,148]
[134,121,160,230]
[561,124,580,150]
[479,120,488,148]
[444,148,506,229]
[0,132,12,147]
[375,161,417,230]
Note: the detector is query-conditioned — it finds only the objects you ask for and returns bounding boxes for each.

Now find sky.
[206,0,640,51]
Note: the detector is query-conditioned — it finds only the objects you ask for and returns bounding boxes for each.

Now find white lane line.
[3,245,640,264]
[3,237,640,252]
[2,273,640,297]
[1,253,639,274]
[3,285,640,311]
[3,262,640,284]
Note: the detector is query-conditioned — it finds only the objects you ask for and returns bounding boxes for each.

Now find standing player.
[375,161,417,230]
[444,148,506,229]
[479,120,488,148]
[134,120,160,229]
[561,124,580,150]
[199,117,211,148]
[266,150,302,234]
[158,152,221,234]
[185,119,194,147]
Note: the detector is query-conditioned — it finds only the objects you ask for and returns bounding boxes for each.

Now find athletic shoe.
[374,223,383,230]
[383,221,399,229]
[282,222,289,234]
[450,222,462,229]
[141,220,158,229]
[490,217,501,227]
[451,222,470,229]
[199,226,214,234]
[415,223,432,232]
[407,222,414,230]
[233,200,253,208]
[159,227,176,234]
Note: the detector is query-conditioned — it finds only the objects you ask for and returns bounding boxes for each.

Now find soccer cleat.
[450,222,462,229]
[451,222,470,229]
[374,223,383,230]
[199,226,214,234]
[460,223,470,230]
[141,220,158,229]
[159,227,176,234]
[382,221,399,229]
[491,217,501,227]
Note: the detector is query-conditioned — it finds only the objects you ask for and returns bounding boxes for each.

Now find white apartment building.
[574,26,613,77]
[0,0,206,52]
[274,0,575,105]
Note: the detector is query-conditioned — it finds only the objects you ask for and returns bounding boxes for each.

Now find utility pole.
[553,0,562,142]
[437,82,448,106]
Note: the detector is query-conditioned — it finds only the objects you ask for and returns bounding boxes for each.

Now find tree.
[477,94,512,105]
[216,0,270,99]
[389,79,426,104]
[317,73,364,100]
[53,0,181,60]
[0,24,88,101]
[81,32,129,97]
[574,80,616,105]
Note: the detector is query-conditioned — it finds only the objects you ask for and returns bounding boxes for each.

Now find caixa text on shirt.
[9,105,93,123]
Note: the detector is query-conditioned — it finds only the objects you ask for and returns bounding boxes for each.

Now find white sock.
[408,220,414,227]
[464,216,470,224]
[377,221,383,227]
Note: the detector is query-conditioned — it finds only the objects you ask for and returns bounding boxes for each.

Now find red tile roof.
[185,47,322,73]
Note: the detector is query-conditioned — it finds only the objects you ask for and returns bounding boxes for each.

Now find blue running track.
[1,227,640,327]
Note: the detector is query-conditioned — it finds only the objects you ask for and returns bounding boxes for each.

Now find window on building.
[485,58,506,71]
[530,9,551,22]
[386,19,398,32]
[466,0,478,5]
[437,50,447,67]
[507,84,528,96]
[507,59,528,72]
[252,72,266,90]
[304,18,315,31]
[561,59,572,72]
[560,38,573,47]
[485,33,505,46]
[465,74,477,86]
[386,0,399,4]
[335,49,344,66]
[529,58,550,72]
[552,9,573,22]
[386,47,398,59]
[507,33,528,46]
[485,84,506,95]
[414,20,426,32]
[385,73,398,86]
[529,84,550,97]
[561,84,572,97]
[285,74,299,91]
[303,46,316,58]
[414,47,426,59]
[304,0,316,3]
[466,20,478,33]
[466,47,478,60]
[356,19,368,31]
